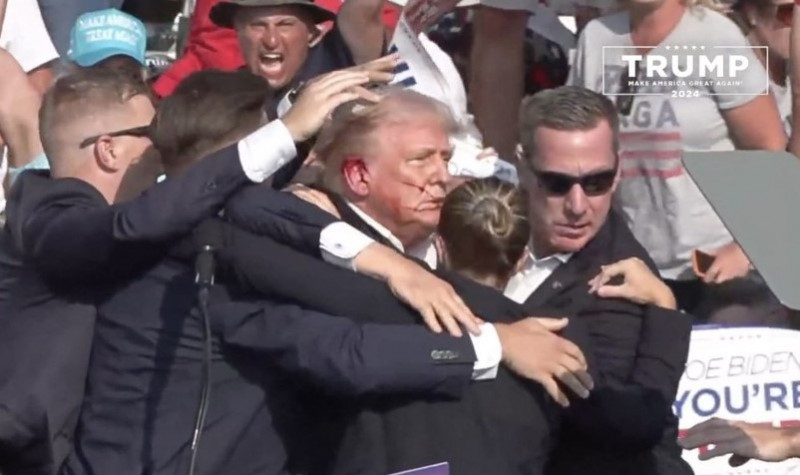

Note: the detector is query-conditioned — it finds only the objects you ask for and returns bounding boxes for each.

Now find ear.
[94,136,121,172]
[308,26,325,47]
[341,156,370,197]
[611,154,621,193]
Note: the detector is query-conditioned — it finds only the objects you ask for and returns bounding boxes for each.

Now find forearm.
[211,299,474,397]
[1,113,42,168]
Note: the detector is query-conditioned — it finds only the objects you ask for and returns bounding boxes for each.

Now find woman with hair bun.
[437,176,530,290]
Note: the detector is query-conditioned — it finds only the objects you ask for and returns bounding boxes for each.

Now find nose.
[262,26,280,49]
[433,153,451,186]
[564,184,588,218]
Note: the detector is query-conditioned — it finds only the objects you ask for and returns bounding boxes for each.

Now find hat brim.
[71,48,146,68]
[210,1,337,28]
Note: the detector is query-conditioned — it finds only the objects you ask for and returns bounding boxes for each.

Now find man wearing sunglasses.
[505,86,693,475]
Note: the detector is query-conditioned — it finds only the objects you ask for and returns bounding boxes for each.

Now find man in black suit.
[503,86,693,475]
[0,66,388,474]
[56,70,577,475]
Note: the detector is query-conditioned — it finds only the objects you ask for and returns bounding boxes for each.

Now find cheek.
[240,31,260,56]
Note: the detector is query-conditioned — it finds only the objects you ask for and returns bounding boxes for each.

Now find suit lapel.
[523,215,616,309]
[523,257,591,309]
[316,188,398,250]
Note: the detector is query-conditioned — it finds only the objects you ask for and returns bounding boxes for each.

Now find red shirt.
[152,0,245,98]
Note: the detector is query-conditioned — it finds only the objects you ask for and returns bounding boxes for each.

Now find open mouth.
[259,52,285,78]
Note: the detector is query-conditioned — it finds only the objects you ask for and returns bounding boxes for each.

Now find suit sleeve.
[559,300,691,451]
[23,146,249,285]
[224,185,340,257]
[210,299,474,398]
[217,221,423,325]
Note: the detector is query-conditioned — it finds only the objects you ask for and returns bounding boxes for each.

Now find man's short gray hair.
[518,86,619,166]
[315,88,459,190]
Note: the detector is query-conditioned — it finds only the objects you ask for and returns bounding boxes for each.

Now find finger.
[365,71,395,84]
[698,441,740,461]
[681,418,731,442]
[350,85,382,103]
[559,338,588,370]
[419,306,443,334]
[308,72,371,98]
[681,424,742,450]
[431,298,464,338]
[318,75,372,97]
[320,91,365,114]
[533,317,568,332]
[595,283,635,301]
[555,367,591,399]
[703,260,722,284]
[443,291,480,336]
[575,369,594,392]
[356,52,401,72]
[542,377,570,407]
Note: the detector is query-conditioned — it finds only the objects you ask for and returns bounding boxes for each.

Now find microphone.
[195,245,215,288]
[188,219,224,475]
[193,219,224,288]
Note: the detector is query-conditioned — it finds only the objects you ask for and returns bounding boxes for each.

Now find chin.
[552,236,590,254]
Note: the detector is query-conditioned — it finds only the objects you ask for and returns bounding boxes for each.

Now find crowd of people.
[0,0,799,474]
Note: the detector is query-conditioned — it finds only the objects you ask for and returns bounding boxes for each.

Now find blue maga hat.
[68,8,147,67]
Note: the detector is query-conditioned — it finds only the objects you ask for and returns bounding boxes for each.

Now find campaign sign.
[388,462,449,475]
[677,326,800,474]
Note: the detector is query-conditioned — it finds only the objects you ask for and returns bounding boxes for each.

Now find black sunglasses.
[79,125,152,149]
[615,63,641,116]
[532,168,617,197]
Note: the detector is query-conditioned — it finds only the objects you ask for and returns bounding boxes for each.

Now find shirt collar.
[347,203,405,252]
[523,246,572,269]
[347,202,438,268]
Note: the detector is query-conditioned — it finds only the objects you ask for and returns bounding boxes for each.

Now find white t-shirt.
[0,0,59,214]
[771,77,792,136]
[569,7,769,280]
[0,0,59,72]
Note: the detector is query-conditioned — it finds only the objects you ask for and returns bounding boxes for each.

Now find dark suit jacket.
[222,186,563,474]
[0,144,255,475]
[515,211,693,475]
[63,249,476,475]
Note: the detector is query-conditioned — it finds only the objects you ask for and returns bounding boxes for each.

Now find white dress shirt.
[504,249,573,304]
[317,203,502,380]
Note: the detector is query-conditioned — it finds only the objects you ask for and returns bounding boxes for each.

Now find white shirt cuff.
[468,323,502,380]
[319,222,375,271]
[237,119,297,182]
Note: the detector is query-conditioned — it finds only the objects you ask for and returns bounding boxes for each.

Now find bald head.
[39,68,152,177]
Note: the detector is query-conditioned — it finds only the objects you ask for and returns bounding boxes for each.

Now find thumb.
[536,317,568,331]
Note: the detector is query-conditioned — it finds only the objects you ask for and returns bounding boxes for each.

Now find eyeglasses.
[531,168,617,197]
[615,62,641,117]
[774,3,793,27]
[79,125,152,149]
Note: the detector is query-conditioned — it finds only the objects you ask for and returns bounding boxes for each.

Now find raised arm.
[337,0,387,65]
[23,69,374,286]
